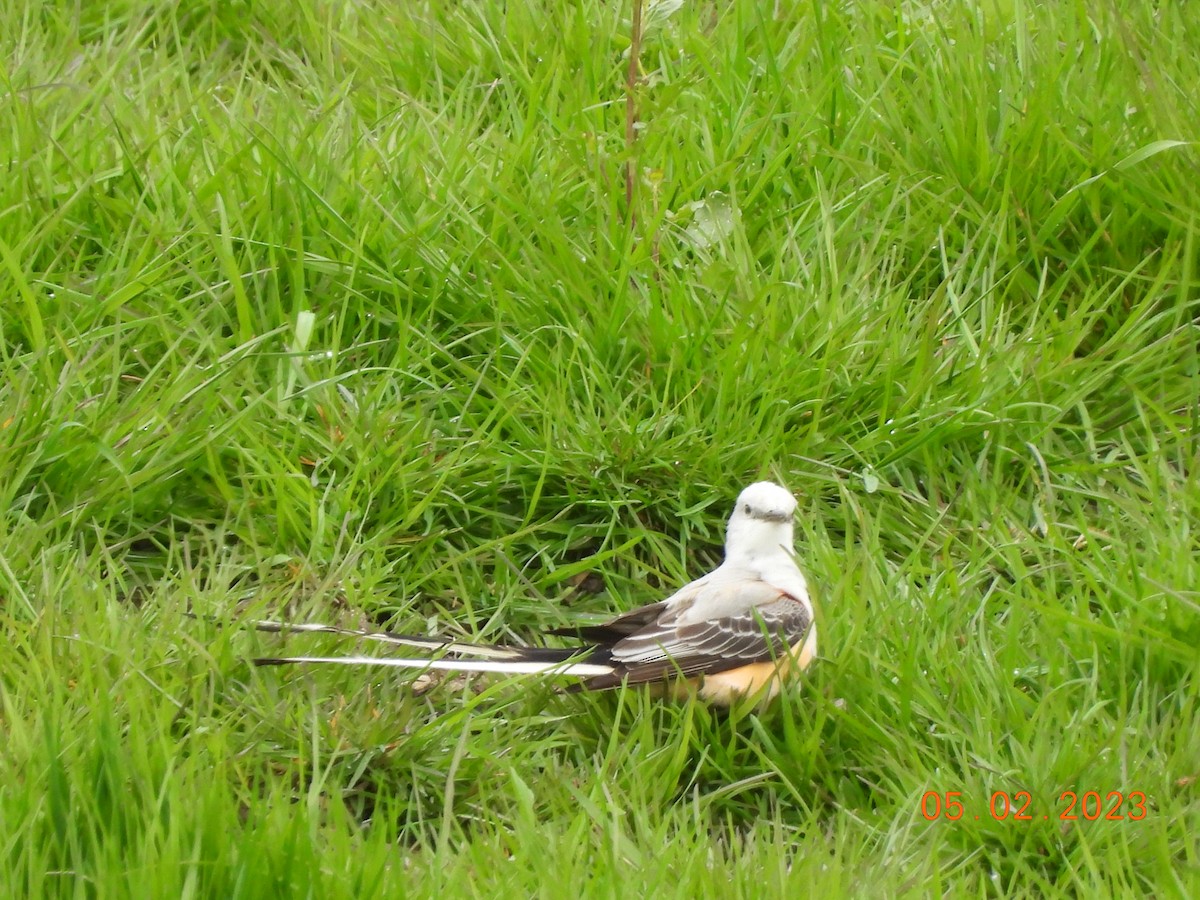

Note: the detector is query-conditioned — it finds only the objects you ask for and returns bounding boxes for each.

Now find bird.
[251,481,817,706]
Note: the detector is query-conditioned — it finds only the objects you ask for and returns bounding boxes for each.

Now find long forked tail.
[245,619,614,678]
[252,654,615,676]
[246,619,515,658]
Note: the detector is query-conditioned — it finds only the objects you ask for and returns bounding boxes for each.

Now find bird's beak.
[757,510,792,523]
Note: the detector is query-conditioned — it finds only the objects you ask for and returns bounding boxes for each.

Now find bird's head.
[724,481,797,561]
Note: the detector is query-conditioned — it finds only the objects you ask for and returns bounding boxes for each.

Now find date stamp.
[921,790,1148,821]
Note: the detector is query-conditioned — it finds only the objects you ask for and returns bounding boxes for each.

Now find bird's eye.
[743,504,752,514]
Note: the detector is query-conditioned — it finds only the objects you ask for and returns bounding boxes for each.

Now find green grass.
[2,0,1198,895]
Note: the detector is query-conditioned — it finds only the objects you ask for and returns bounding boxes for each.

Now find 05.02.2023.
[921,790,1147,822]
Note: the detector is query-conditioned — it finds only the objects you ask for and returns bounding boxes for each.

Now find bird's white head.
[724,481,798,564]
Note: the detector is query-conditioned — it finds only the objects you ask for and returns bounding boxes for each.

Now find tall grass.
[1,1,1197,896]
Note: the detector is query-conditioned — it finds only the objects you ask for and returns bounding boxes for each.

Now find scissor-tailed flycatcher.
[253,481,817,705]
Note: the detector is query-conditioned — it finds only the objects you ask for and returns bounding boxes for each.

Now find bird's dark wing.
[578,593,812,690]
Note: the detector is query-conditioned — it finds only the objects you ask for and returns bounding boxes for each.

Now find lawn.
[1,0,1197,896]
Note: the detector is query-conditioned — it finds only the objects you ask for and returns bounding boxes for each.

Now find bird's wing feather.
[586,588,812,687]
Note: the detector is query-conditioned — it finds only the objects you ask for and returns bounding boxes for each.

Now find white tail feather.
[254,655,614,677]
[249,621,523,659]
